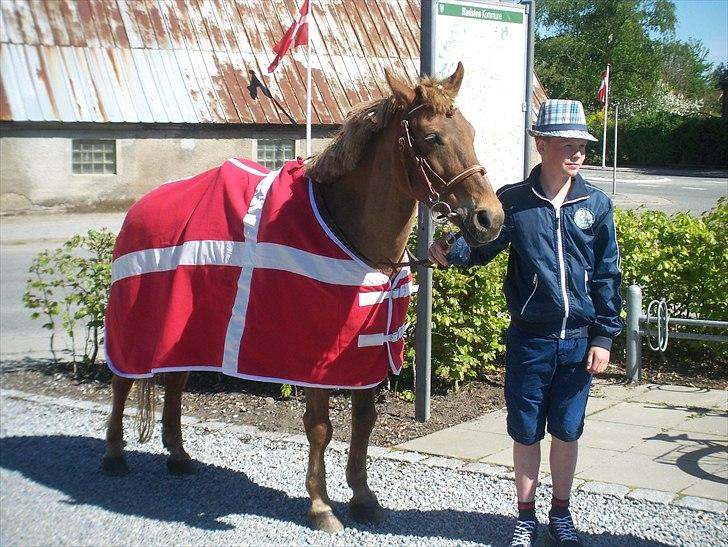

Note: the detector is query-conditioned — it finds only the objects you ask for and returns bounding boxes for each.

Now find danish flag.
[267,0,310,72]
[597,70,609,106]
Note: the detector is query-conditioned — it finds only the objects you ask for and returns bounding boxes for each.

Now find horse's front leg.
[162,371,195,475]
[303,387,343,533]
[347,387,384,524]
[102,375,135,475]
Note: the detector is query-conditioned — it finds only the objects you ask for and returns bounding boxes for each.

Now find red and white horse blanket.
[105,158,416,389]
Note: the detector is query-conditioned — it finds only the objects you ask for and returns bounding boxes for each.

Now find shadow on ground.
[0,434,672,545]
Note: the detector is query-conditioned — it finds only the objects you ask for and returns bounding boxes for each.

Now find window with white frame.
[72,139,116,174]
[256,138,295,170]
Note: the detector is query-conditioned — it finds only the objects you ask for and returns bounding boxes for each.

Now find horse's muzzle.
[460,207,504,247]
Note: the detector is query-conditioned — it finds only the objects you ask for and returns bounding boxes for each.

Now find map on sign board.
[436,0,528,188]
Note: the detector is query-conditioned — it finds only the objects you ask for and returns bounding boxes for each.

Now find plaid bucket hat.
[528,99,598,141]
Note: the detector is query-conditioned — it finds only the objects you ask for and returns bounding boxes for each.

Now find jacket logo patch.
[574,208,595,229]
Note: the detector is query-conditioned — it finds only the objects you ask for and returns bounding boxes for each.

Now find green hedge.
[25,200,728,388]
[405,199,728,387]
[586,112,728,168]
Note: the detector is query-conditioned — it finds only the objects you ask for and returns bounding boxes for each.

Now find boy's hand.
[427,233,455,267]
[586,346,610,374]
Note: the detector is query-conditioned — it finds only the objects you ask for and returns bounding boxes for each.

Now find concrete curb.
[2,387,725,514]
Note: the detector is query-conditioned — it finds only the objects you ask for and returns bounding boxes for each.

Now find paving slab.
[679,478,728,501]
[396,428,510,460]
[478,438,625,477]
[628,384,727,409]
[628,431,726,461]
[588,381,651,400]
[626,489,676,504]
[672,496,727,513]
[461,462,510,475]
[578,481,629,498]
[420,456,464,469]
[584,395,618,415]
[454,409,507,434]
[380,450,428,463]
[579,420,661,451]
[589,401,693,428]
[674,412,728,436]
[575,452,700,492]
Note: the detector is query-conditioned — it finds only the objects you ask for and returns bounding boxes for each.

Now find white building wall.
[0,136,328,214]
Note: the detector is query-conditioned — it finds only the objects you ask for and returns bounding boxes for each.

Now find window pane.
[256,138,295,170]
[72,139,116,174]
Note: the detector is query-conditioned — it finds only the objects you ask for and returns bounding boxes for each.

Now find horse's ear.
[445,62,465,95]
[385,68,416,107]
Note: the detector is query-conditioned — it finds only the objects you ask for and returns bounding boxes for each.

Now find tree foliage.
[534,0,718,115]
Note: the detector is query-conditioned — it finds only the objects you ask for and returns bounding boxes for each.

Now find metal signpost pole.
[612,103,618,194]
[522,0,535,179]
[414,0,437,422]
[601,64,610,168]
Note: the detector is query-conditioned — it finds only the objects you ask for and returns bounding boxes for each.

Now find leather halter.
[398,104,487,224]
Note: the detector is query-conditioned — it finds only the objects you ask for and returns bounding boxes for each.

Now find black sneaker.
[510,518,538,546]
[548,513,582,546]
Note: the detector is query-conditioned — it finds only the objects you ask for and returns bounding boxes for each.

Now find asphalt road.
[580,166,727,215]
[0,169,726,361]
[0,213,125,361]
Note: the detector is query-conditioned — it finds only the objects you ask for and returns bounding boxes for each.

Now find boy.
[429,99,622,546]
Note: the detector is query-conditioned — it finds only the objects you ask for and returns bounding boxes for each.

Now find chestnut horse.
[102,62,503,533]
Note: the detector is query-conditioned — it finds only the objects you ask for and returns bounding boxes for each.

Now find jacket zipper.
[520,273,539,315]
[585,270,589,293]
[555,209,569,338]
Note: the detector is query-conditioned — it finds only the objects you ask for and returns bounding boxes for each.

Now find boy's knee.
[548,425,584,443]
[507,418,546,446]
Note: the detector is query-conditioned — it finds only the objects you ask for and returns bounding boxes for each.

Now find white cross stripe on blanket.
[222,167,280,374]
[111,240,246,283]
[110,240,391,287]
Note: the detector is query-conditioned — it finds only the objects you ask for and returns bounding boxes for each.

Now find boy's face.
[536,137,588,179]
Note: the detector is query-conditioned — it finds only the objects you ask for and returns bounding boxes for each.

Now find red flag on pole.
[597,69,609,106]
[267,0,310,73]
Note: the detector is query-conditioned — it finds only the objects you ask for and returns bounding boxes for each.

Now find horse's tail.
[135,378,156,443]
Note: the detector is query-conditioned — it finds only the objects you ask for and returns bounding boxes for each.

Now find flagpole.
[601,63,610,168]
[305,9,312,158]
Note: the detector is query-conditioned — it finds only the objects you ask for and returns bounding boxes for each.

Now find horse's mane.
[305,74,456,183]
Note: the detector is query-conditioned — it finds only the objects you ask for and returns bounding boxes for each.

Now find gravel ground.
[1,391,725,546]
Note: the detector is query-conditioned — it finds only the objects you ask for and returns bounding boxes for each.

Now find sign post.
[415,1,529,421]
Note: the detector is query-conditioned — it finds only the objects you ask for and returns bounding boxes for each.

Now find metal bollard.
[625,284,642,382]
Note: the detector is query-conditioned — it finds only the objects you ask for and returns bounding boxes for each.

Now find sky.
[672,0,727,67]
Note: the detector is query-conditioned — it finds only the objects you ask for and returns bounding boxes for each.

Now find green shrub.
[404,233,509,389]
[616,198,728,328]
[587,111,728,168]
[24,201,727,386]
[23,229,115,371]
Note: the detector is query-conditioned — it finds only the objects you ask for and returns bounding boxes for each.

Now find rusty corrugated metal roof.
[0,0,544,125]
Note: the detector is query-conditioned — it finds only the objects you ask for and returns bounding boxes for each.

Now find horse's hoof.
[166,457,197,476]
[101,456,129,476]
[350,498,384,524]
[309,509,344,533]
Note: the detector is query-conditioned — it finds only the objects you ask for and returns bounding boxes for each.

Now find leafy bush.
[24,201,727,386]
[23,229,115,371]
[404,233,510,390]
[616,198,728,323]
[587,111,728,168]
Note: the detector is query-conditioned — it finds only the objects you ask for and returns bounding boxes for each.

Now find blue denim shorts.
[504,325,592,445]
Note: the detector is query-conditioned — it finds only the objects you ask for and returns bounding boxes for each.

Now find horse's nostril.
[474,210,491,231]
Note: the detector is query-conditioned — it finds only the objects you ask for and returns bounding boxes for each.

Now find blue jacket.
[448,165,623,350]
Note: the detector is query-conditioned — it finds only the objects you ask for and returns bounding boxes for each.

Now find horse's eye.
[424,133,441,145]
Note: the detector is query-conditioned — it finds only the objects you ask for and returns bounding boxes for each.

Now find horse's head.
[385,62,504,247]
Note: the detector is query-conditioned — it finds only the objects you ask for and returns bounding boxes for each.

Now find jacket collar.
[527,164,589,204]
